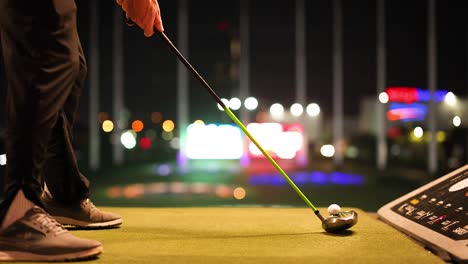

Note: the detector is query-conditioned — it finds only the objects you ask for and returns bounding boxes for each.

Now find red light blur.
[386,87,418,104]
[139,137,152,150]
[387,127,402,139]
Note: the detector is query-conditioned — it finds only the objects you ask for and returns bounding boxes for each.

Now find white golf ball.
[328,204,342,215]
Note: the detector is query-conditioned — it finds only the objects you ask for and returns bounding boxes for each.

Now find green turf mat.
[64,207,443,263]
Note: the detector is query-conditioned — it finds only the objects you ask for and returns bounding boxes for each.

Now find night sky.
[1,0,467,126]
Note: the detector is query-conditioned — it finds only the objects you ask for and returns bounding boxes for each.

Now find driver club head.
[318,210,358,233]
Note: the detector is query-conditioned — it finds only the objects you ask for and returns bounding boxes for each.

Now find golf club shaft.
[157,32,318,213]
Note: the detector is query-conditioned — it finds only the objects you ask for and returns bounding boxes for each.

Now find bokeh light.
[233,187,246,200]
[162,131,174,141]
[379,92,389,104]
[156,164,171,176]
[217,98,230,111]
[132,120,144,132]
[270,103,284,119]
[123,184,145,199]
[244,97,258,110]
[194,120,205,125]
[215,185,231,198]
[170,182,188,194]
[139,137,152,150]
[413,127,423,138]
[151,112,163,124]
[102,120,114,132]
[346,146,359,158]
[121,130,137,149]
[320,144,335,158]
[290,103,304,117]
[444,92,456,106]
[147,183,168,194]
[162,120,175,132]
[453,116,461,127]
[229,97,242,110]
[436,131,446,142]
[306,103,320,117]
[106,186,122,199]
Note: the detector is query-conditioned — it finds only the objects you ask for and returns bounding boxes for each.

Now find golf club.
[125,18,357,232]
[156,31,358,233]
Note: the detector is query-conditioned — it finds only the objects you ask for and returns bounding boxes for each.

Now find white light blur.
[247,123,283,156]
[0,154,6,166]
[186,124,243,159]
[379,92,389,104]
[413,127,424,138]
[120,130,137,149]
[452,116,461,127]
[290,103,304,117]
[275,132,303,159]
[244,97,258,110]
[306,103,320,117]
[270,103,284,119]
[320,144,335,158]
[444,92,456,106]
[217,98,230,111]
[229,97,242,110]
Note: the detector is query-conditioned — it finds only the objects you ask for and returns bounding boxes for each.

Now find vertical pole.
[88,0,100,171]
[239,0,250,167]
[296,0,308,166]
[240,0,250,124]
[113,5,124,165]
[177,0,189,171]
[333,0,344,166]
[428,0,438,174]
[376,0,387,170]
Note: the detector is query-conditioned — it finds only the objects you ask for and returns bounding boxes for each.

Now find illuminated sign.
[186,124,243,159]
[246,123,304,160]
[387,103,428,122]
[386,87,447,104]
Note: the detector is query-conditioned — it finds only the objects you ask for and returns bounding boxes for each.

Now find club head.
[321,210,358,233]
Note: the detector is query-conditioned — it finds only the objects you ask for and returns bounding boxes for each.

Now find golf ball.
[328,204,342,215]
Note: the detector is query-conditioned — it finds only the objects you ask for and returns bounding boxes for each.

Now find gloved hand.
[117,0,164,36]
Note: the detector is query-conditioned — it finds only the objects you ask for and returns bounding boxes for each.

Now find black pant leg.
[43,41,90,205]
[0,0,89,219]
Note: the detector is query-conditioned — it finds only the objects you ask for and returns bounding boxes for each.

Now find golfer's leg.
[43,43,90,205]
[0,0,83,218]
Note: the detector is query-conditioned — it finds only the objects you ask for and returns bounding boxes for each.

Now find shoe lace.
[34,211,67,235]
[82,199,96,209]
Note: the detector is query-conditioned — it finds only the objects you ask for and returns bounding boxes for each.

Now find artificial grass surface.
[47,207,446,263]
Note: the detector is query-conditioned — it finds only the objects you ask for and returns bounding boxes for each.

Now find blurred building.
[360,94,467,134]
[359,89,467,169]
